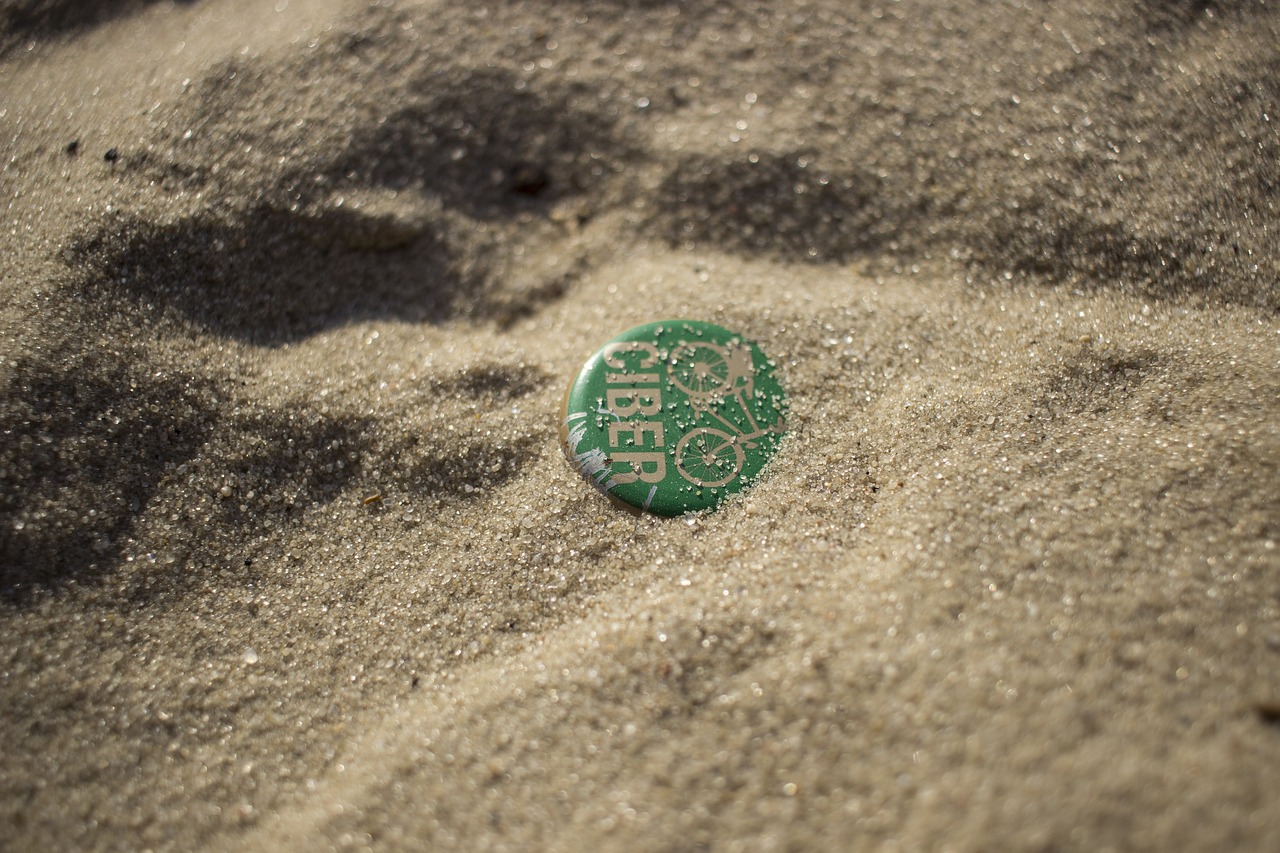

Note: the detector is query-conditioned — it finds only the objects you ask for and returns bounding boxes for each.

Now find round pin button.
[561,320,788,516]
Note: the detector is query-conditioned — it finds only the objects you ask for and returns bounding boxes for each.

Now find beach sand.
[2,0,1278,849]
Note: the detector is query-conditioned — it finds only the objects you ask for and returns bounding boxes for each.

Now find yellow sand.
[1,1,1278,849]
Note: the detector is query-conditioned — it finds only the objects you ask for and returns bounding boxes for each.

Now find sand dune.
[2,0,1278,849]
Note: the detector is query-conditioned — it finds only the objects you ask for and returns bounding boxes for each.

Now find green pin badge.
[561,320,788,516]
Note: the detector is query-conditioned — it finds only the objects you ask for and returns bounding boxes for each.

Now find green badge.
[561,320,788,516]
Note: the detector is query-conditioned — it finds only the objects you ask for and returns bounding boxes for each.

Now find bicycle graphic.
[668,341,786,487]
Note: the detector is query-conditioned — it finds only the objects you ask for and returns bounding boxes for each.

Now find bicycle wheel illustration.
[668,343,733,401]
[675,427,745,487]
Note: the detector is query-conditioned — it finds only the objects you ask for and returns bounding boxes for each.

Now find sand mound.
[2,1,1277,849]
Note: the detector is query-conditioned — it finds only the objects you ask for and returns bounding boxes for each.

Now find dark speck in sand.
[509,163,549,197]
[1256,703,1280,726]
[104,148,119,162]
[65,139,79,155]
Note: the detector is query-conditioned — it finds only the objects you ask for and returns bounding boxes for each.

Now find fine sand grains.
[1,1,1278,850]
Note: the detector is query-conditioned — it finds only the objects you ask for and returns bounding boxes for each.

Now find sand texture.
[2,0,1279,850]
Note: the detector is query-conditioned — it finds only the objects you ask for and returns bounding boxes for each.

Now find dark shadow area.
[201,410,368,532]
[0,343,215,603]
[1208,54,1280,202]
[429,363,553,403]
[65,201,594,345]
[976,174,1276,311]
[0,333,383,604]
[1033,347,1158,421]
[1138,0,1248,32]
[965,30,1279,311]
[64,60,633,345]
[326,68,629,221]
[63,208,478,347]
[649,152,895,263]
[397,432,543,503]
[0,331,557,603]
[0,0,195,57]
[114,407,374,605]
[986,197,1214,295]
[136,60,630,223]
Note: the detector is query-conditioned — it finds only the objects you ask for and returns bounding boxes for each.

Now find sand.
[1,0,1278,849]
